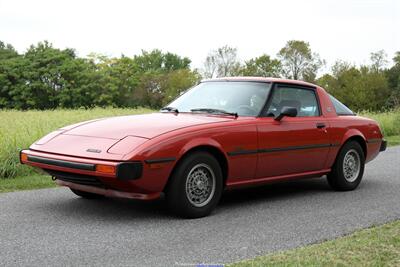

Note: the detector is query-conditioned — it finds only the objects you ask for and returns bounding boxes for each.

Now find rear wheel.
[166,152,223,218]
[70,188,104,199]
[327,141,365,191]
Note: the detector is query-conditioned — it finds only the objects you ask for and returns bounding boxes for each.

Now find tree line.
[0,40,399,111]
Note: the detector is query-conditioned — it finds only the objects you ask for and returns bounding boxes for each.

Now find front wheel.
[327,141,365,191]
[166,152,223,218]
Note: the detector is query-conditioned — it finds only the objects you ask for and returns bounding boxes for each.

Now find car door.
[256,83,330,178]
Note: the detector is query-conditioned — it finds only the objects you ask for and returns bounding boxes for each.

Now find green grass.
[360,109,400,137]
[0,107,153,178]
[0,174,54,193]
[386,135,400,146]
[360,109,400,146]
[229,220,400,267]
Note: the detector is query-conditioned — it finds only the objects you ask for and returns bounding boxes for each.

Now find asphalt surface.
[1,147,399,267]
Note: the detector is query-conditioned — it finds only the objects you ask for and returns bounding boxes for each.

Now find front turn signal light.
[20,152,28,163]
[96,164,116,175]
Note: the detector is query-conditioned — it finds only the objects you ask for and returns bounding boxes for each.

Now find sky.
[0,0,399,71]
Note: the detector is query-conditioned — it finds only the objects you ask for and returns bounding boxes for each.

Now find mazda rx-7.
[20,77,386,218]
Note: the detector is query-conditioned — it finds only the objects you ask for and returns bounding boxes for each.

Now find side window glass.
[266,86,320,117]
[329,95,354,115]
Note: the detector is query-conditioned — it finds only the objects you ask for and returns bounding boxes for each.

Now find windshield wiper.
[160,106,179,113]
[190,108,238,118]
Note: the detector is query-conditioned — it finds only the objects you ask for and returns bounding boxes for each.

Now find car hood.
[30,113,231,160]
[61,112,231,139]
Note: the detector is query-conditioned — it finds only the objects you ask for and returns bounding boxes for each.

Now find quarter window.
[329,94,355,115]
[266,86,320,117]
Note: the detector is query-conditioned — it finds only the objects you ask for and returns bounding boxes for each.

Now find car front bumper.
[19,149,161,200]
[20,149,142,180]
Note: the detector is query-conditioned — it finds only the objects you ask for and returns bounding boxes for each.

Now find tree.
[162,69,200,105]
[202,55,218,79]
[134,50,191,73]
[0,41,22,108]
[163,52,191,71]
[240,54,282,77]
[393,51,400,66]
[385,51,400,107]
[0,41,18,60]
[87,55,141,107]
[132,50,195,108]
[56,57,101,108]
[1,41,73,109]
[278,40,324,82]
[0,56,26,108]
[370,50,388,72]
[317,60,391,111]
[0,41,105,109]
[202,45,241,78]
[134,69,200,108]
[0,39,397,111]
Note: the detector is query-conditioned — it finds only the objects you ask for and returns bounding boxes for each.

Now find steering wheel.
[237,105,257,116]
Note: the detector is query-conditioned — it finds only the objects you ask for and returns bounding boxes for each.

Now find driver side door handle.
[316,123,326,129]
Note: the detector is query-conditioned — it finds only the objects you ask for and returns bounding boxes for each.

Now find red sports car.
[20,77,386,218]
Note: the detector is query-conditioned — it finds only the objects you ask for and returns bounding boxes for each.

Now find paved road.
[1,147,399,266]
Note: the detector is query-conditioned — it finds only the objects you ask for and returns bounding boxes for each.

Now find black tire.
[166,152,223,218]
[327,141,365,191]
[70,188,105,199]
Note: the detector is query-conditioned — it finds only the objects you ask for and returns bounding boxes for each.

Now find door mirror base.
[275,106,298,121]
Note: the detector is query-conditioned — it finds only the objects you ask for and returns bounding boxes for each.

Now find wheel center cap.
[197,179,206,190]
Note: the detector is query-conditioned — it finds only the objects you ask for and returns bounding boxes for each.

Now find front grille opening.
[44,169,104,188]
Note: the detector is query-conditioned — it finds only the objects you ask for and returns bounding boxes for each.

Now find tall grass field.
[359,109,400,137]
[0,108,399,180]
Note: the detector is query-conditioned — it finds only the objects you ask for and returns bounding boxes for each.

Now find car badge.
[86,148,102,153]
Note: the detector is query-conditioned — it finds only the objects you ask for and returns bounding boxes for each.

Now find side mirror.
[274,106,297,121]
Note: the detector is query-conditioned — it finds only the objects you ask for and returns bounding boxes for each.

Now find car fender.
[325,128,367,169]
[340,128,367,146]
[337,128,367,162]
[124,134,228,193]
[178,137,227,159]
[156,137,229,191]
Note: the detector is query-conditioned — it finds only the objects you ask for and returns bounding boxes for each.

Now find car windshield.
[165,81,271,117]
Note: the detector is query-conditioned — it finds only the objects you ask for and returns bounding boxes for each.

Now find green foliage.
[0,174,55,193]
[385,52,400,108]
[386,135,400,146]
[230,220,400,267]
[318,61,392,111]
[0,40,399,111]
[134,49,191,72]
[360,109,400,137]
[240,54,282,77]
[133,69,200,108]
[0,41,197,110]
[0,41,18,60]
[161,69,201,105]
[370,50,389,71]
[278,40,324,82]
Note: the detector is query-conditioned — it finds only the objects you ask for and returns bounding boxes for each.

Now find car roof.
[202,77,318,88]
